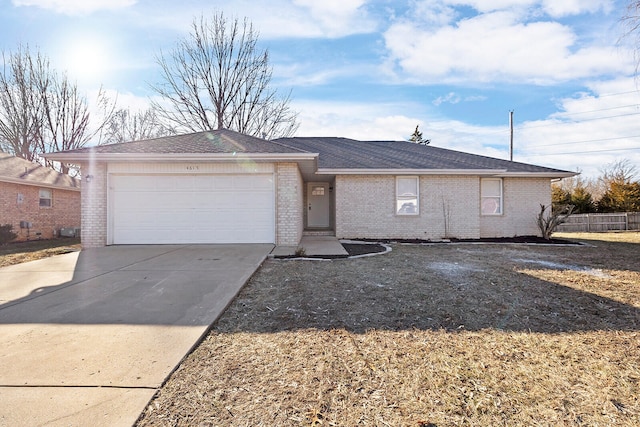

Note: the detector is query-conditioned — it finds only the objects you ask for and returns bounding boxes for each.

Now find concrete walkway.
[0,244,272,427]
[271,235,349,257]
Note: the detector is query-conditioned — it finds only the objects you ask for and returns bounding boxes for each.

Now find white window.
[39,188,52,207]
[481,178,502,215]
[396,176,419,215]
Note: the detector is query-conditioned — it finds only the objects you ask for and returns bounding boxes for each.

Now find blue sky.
[2,0,639,177]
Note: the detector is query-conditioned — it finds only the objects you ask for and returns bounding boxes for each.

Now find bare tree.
[0,45,45,161]
[600,158,637,186]
[102,107,175,144]
[537,204,575,240]
[151,13,298,139]
[38,78,114,173]
[622,1,640,75]
[0,45,114,173]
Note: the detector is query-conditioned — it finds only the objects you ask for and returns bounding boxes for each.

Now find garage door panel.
[111,174,275,244]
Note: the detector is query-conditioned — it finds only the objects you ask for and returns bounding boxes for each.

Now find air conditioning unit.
[60,227,78,237]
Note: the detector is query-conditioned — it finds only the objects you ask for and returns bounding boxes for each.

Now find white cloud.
[292,100,423,140]
[291,0,376,37]
[12,0,135,15]
[442,0,535,13]
[129,0,377,39]
[541,0,612,18]
[436,0,612,16]
[515,77,640,177]
[433,92,461,106]
[383,10,633,84]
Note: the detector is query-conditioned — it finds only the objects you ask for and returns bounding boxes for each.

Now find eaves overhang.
[316,168,509,175]
[494,171,578,178]
[316,168,577,178]
[0,176,80,191]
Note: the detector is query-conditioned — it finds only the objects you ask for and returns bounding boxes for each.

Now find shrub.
[536,204,574,240]
[0,224,18,245]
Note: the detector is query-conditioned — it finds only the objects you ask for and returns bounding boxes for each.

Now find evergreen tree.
[409,125,430,145]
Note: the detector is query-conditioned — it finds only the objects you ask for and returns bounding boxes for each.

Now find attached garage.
[109,173,275,244]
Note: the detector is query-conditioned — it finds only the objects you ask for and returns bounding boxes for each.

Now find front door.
[307,182,330,228]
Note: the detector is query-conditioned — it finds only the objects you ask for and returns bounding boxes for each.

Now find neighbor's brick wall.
[0,181,80,242]
[79,162,108,248]
[480,177,551,238]
[335,175,481,240]
[275,163,303,246]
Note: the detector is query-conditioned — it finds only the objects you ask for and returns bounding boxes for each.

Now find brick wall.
[0,181,80,242]
[335,175,552,240]
[480,177,551,238]
[79,162,107,248]
[335,175,480,240]
[275,163,303,246]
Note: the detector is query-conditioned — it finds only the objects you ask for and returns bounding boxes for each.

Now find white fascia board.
[44,152,318,163]
[317,168,577,178]
[495,171,578,178]
[316,168,508,175]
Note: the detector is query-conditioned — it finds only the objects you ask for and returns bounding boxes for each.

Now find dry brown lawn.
[138,233,640,427]
[0,238,81,268]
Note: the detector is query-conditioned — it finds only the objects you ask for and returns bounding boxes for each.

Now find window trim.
[39,188,52,208]
[396,176,419,216]
[480,178,503,216]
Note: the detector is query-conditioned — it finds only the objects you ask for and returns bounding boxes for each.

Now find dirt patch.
[137,235,640,426]
[0,238,81,268]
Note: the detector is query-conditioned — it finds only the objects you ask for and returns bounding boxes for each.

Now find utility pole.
[509,110,514,161]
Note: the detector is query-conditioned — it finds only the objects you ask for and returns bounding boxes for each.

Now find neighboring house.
[45,129,575,248]
[0,153,81,242]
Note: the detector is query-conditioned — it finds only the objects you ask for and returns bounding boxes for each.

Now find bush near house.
[0,224,18,245]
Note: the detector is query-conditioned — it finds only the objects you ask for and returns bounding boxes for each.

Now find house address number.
[186,165,200,171]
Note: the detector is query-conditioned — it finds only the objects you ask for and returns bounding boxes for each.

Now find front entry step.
[303,229,335,237]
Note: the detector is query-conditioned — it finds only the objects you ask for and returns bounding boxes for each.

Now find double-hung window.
[39,188,52,207]
[481,178,502,215]
[396,176,419,215]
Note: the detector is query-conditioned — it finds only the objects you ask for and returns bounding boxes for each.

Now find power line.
[551,103,640,118]
[592,90,640,98]
[528,134,640,148]
[524,147,640,157]
[515,111,640,131]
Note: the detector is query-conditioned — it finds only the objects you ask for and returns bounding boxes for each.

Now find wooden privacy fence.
[555,212,640,232]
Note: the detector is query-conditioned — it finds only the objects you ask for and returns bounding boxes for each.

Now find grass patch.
[0,238,81,268]
[554,231,640,244]
[137,234,640,426]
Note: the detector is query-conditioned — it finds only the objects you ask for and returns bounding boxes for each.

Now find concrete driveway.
[0,244,273,427]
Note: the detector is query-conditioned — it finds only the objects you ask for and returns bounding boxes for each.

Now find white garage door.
[110,174,275,244]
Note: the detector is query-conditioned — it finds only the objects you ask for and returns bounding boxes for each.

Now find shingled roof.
[274,136,574,176]
[45,129,574,178]
[0,154,80,190]
[51,129,306,155]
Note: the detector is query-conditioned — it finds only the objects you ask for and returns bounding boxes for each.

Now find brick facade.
[335,175,551,240]
[0,181,80,242]
[275,163,303,245]
[479,177,550,238]
[79,162,108,248]
[75,162,551,247]
[78,161,304,247]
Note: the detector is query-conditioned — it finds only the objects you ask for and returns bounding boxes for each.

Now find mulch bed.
[359,235,580,245]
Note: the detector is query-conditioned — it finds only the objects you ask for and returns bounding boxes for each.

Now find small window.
[396,176,419,215]
[481,178,502,215]
[39,189,52,207]
[311,186,325,196]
